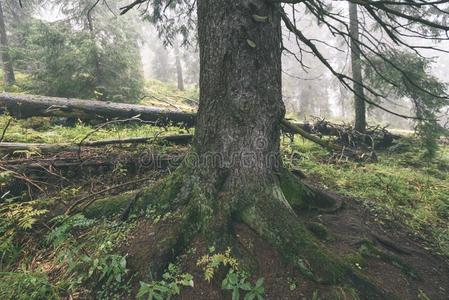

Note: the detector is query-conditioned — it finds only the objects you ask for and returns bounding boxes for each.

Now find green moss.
[278,168,312,209]
[134,168,186,213]
[307,222,332,241]
[83,191,138,218]
[240,185,348,284]
[279,168,337,210]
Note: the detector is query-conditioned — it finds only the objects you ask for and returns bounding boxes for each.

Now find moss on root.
[241,172,391,298]
[279,168,336,210]
[82,168,188,219]
[307,222,332,241]
[240,184,348,284]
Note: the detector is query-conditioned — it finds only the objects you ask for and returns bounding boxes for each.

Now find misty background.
[13,1,449,131]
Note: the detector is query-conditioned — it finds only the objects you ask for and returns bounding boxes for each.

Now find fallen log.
[0,134,193,155]
[0,92,196,127]
[281,119,343,152]
[0,93,401,150]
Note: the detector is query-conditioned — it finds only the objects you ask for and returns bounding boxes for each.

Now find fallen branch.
[0,118,12,142]
[0,134,193,155]
[281,119,343,152]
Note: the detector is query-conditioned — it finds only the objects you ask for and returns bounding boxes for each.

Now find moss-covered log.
[0,92,196,127]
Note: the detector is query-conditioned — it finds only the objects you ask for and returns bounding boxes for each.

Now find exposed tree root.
[356,239,421,280]
[104,166,392,299]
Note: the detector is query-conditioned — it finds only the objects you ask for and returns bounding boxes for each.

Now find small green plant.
[0,170,13,187]
[46,214,95,247]
[0,200,48,268]
[221,269,264,300]
[312,290,321,300]
[197,248,264,300]
[137,263,193,300]
[80,251,130,299]
[0,201,48,234]
[196,247,239,282]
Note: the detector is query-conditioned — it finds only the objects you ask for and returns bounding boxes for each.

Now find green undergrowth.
[0,114,190,145]
[141,79,198,112]
[283,137,449,257]
[1,210,137,299]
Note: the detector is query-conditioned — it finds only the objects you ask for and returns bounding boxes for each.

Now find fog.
[33,1,449,130]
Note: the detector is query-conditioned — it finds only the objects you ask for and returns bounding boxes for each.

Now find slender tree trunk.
[0,2,15,86]
[174,42,185,91]
[86,11,101,85]
[349,2,366,133]
[195,0,284,197]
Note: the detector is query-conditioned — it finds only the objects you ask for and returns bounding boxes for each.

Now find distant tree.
[174,40,184,91]
[151,44,171,82]
[14,1,144,101]
[348,2,366,133]
[0,1,15,86]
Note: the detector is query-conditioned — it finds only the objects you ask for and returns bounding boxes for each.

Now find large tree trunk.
[174,41,185,91]
[0,1,15,86]
[349,2,366,133]
[195,0,284,192]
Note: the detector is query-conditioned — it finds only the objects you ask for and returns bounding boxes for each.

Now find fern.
[0,201,48,236]
[196,248,239,282]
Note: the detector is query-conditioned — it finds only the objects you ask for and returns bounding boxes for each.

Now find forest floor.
[0,81,448,299]
[0,113,448,299]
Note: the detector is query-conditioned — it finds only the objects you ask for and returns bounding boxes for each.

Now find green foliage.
[0,200,48,268]
[0,115,184,145]
[0,269,59,300]
[0,170,14,187]
[78,251,130,299]
[12,17,143,102]
[46,214,95,247]
[137,263,194,300]
[0,201,47,268]
[0,201,47,233]
[42,215,134,298]
[196,248,264,300]
[222,270,264,300]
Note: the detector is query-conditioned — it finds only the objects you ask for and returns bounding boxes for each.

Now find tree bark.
[0,92,196,126]
[349,2,366,133]
[174,41,185,91]
[195,0,284,188]
[0,1,15,86]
